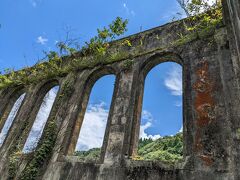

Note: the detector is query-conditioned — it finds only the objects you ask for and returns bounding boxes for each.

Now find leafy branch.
[0,17,128,90]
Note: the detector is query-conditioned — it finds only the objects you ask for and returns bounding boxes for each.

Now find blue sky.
[0,0,185,72]
[141,63,182,138]
[0,0,185,151]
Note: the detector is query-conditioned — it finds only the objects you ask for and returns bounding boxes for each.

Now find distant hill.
[74,132,183,164]
[137,132,183,164]
[74,148,101,162]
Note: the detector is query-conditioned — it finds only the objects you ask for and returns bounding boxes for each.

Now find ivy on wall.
[7,78,76,179]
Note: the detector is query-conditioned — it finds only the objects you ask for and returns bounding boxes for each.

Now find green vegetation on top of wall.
[0,17,129,90]
[0,5,223,91]
[174,0,223,45]
[0,2,224,91]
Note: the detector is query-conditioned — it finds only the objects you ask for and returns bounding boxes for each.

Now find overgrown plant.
[0,5,224,91]
[19,120,57,180]
[171,0,223,47]
[0,17,128,90]
[177,0,223,32]
[83,17,128,55]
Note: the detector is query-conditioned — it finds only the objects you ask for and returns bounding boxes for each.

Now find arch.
[140,53,183,79]
[66,68,118,163]
[34,79,59,98]
[0,86,25,119]
[0,87,26,147]
[129,53,186,161]
[22,81,60,153]
[84,66,117,89]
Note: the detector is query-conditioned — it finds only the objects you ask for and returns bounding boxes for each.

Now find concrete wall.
[222,0,240,179]
[0,3,239,179]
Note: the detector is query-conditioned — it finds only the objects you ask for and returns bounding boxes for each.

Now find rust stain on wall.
[199,155,214,166]
[193,61,215,127]
[193,60,216,166]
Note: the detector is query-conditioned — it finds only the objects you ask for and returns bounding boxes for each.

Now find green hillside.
[137,132,183,164]
[74,148,101,162]
[74,132,183,164]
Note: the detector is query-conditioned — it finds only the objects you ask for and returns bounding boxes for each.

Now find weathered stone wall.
[223,0,240,58]
[222,0,240,179]
[0,1,239,179]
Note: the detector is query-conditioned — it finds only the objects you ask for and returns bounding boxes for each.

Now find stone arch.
[0,86,25,118]
[0,86,26,148]
[129,52,188,159]
[34,79,60,98]
[20,79,61,152]
[66,66,118,163]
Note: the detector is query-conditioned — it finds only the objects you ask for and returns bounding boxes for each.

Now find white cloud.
[140,122,161,140]
[29,0,37,7]
[29,0,42,7]
[23,86,59,153]
[142,110,153,122]
[164,65,182,96]
[37,36,48,45]
[175,101,182,107]
[123,3,135,16]
[74,104,163,151]
[178,126,183,133]
[31,1,37,7]
[0,94,26,146]
[75,102,109,151]
[139,110,161,140]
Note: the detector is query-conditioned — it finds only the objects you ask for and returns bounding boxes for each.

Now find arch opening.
[0,93,26,147]
[22,85,59,153]
[134,62,183,164]
[71,75,116,162]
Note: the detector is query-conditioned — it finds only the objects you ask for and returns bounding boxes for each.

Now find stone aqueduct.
[0,1,240,179]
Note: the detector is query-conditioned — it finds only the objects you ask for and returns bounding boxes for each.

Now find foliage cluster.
[83,17,128,56]
[136,133,183,164]
[7,83,71,180]
[19,120,57,180]
[8,115,34,179]
[175,0,223,45]
[7,119,58,180]
[186,0,222,32]
[74,148,101,162]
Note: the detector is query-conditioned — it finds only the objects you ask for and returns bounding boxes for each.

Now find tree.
[176,0,221,17]
[176,0,191,16]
